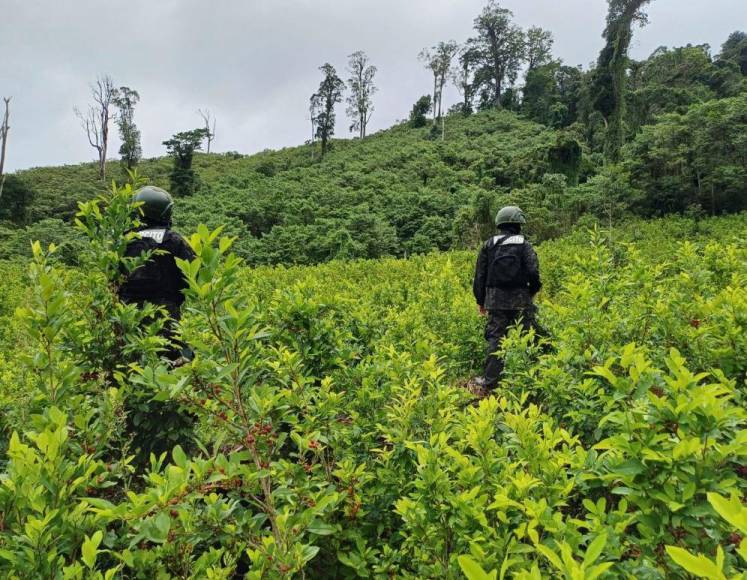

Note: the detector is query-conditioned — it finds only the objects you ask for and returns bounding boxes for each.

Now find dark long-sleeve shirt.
[118,227,196,307]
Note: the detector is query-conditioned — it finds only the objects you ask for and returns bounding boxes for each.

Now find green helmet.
[495,205,527,227]
[133,186,174,224]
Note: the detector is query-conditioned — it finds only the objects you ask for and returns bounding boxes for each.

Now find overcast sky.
[1,0,743,172]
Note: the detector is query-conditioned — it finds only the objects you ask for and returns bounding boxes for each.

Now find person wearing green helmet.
[471,205,542,392]
[132,185,175,225]
[118,185,195,360]
[117,186,197,462]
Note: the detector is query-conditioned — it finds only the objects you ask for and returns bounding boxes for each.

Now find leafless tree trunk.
[198,109,216,153]
[0,97,10,200]
[420,41,458,125]
[309,99,318,160]
[74,75,115,180]
[432,73,439,125]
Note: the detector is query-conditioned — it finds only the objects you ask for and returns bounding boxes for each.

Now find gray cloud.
[0,0,743,171]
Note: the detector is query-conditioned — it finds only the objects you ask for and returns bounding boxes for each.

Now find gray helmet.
[495,206,526,227]
[133,186,174,224]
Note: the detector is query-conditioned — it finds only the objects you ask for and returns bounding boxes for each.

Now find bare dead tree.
[0,97,10,200]
[74,75,115,179]
[309,100,318,160]
[197,109,216,153]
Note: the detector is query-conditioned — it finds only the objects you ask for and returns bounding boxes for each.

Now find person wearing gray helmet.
[471,206,542,391]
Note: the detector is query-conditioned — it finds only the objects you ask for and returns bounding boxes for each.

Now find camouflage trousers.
[483,306,540,389]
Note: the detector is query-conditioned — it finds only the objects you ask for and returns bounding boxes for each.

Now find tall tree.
[522,63,558,124]
[471,1,525,108]
[523,62,583,127]
[626,44,736,132]
[310,63,345,157]
[163,128,208,197]
[346,51,377,138]
[590,0,652,161]
[718,31,747,75]
[197,109,216,153]
[0,97,10,200]
[74,75,116,179]
[525,27,554,70]
[112,86,142,171]
[626,94,747,215]
[419,41,459,124]
[451,43,481,115]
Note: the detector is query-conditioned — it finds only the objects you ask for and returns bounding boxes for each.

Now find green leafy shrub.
[0,188,745,577]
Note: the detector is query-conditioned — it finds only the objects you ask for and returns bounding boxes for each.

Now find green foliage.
[0,174,35,224]
[1,185,746,577]
[346,51,377,138]
[591,0,652,161]
[2,11,745,278]
[522,62,583,128]
[163,128,209,197]
[1,9,746,574]
[627,44,742,133]
[719,31,747,76]
[409,95,432,128]
[311,63,346,157]
[547,132,582,185]
[471,1,526,108]
[112,86,142,171]
[420,41,459,122]
[625,94,747,215]
[525,27,554,71]
[0,218,86,264]
[0,407,119,577]
[665,492,747,578]
[2,40,746,267]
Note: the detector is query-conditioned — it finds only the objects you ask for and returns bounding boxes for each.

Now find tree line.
[1,1,745,217]
[305,2,557,153]
[309,51,378,157]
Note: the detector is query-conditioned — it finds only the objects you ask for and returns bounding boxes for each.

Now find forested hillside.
[0,110,560,263]
[0,1,746,577]
[2,26,745,266]
[3,93,746,266]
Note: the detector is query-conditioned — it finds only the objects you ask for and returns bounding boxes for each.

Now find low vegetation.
[0,184,744,577]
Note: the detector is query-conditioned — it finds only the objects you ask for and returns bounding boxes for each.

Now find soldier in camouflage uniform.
[472,206,542,390]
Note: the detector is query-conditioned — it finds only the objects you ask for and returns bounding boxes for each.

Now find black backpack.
[486,235,525,288]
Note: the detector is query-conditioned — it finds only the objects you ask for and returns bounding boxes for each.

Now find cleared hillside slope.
[3,110,582,264]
